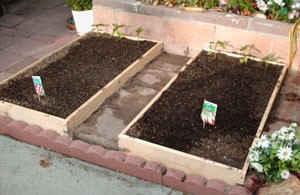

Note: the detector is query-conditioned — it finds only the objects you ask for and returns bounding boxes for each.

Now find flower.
[277,146,293,161]
[251,162,263,172]
[256,134,270,148]
[280,170,290,180]
[278,131,295,141]
[256,0,268,12]
[249,150,260,162]
[290,123,298,128]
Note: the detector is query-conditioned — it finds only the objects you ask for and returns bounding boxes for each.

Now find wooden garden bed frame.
[118,47,287,185]
[0,34,162,135]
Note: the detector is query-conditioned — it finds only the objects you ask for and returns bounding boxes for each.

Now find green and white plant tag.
[32,76,46,97]
[201,100,217,127]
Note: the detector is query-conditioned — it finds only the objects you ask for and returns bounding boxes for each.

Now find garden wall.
[93,0,300,70]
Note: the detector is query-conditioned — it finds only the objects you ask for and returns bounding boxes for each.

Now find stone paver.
[0,14,26,28]
[0,33,25,49]
[0,72,12,82]
[14,18,56,34]
[3,38,49,56]
[9,5,44,19]
[0,50,27,71]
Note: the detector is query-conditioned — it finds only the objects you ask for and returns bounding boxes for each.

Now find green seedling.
[237,44,260,64]
[117,31,124,40]
[111,23,125,39]
[92,23,107,36]
[207,40,231,59]
[262,53,280,71]
[135,27,144,41]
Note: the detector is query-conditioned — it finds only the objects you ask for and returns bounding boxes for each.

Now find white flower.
[280,170,290,179]
[279,131,296,141]
[290,123,298,129]
[280,126,289,134]
[249,150,260,162]
[256,134,270,148]
[271,131,279,140]
[277,146,293,161]
[274,0,284,6]
[251,162,263,172]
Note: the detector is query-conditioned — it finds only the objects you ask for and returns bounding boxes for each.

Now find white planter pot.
[72,10,93,36]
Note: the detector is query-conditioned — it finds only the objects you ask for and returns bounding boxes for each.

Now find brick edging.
[0,116,252,195]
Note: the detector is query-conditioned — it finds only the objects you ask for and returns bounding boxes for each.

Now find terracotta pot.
[65,16,76,31]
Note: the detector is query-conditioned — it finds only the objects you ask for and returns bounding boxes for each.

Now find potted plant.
[65,0,93,36]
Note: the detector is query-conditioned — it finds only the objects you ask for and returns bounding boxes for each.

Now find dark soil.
[127,51,282,169]
[0,33,155,118]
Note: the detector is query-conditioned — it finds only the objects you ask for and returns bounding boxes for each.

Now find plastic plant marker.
[32,76,46,97]
[201,100,217,127]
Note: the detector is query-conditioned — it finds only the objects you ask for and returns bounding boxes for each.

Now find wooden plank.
[119,134,244,185]
[0,101,66,135]
[0,35,83,86]
[119,48,286,185]
[66,41,162,133]
[242,65,287,173]
[0,34,161,135]
[119,50,200,135]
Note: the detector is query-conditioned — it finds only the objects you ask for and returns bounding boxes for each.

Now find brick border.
[0,116,252,195]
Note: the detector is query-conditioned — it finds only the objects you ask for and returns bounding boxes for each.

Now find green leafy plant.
[92,23,107,36]
[207,40,231,59]
[65,0,92,11]
[262,53,281,71]
[237,44,259,64]
[135,27,144,41]
[249,123,300,184]
[111,23,125,39]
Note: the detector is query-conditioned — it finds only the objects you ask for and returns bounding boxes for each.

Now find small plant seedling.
[111,23,125,39]
[207,40,231,59]
[92,23,107,36]
[237,44,260,64]
[262,53,280,71]
[135,27,144,41]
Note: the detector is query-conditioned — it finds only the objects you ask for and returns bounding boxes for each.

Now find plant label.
[201,100,217,126]
[32,76,46,96]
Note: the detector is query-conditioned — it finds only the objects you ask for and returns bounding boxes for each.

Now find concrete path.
[0,135,181,195]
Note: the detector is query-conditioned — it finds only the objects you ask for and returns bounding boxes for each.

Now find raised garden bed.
[0,33,162,135]
[119,48,287,185]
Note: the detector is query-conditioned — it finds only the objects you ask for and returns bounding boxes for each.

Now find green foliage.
[65,0,92,11]
[262,53,281,71]
[111,23,125,37]
[135,27,144,41]
[237,44,260,64]
[92,23,107,35]
[249,123,300,184]
[207,40,231,59]
[140,0,218,8]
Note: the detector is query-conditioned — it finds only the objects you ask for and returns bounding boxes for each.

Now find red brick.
[163,19,214,47]
[201,179,226,195]
[162,168,186,191]
[53,135,73,155]
[0,116,12,135]
[139,161,166,185]
[85,145,107,166]
[6,120,28,139]
[20,125,43,145]
[214,26,273,58]
[36,130,59,150]
[67,140,91,160]
[93,6,114,33]
[228,186,252,195]
[181,174,207,195]
[271,37,288,63]
[243,172,259,192]
[275,101,300,124]
[115,11,163,41]
[123,155,147,179]
[102,150,126,172]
